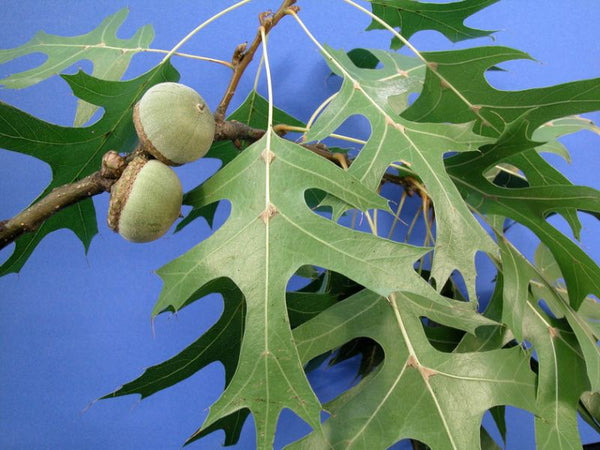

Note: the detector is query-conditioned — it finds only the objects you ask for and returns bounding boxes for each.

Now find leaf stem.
[143,48,233,68]
[364,211,378,236]
[260,27,274,132]
[389,161,413,171]
[29,43,234,68]
[253,53,265,91]
[386,191,408,240]
[274,124,367,145]
[405,206,422,244]
[288,10,417,137]
[306,92,338,132]
[273,124,307,134]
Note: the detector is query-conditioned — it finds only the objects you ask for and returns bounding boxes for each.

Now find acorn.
[107,156,183,243]
[133,82,215,166]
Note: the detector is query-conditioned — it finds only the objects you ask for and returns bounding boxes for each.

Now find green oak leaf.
[480,427,502,450]
[289,289,534,449]
[186,409,250,447]
[407,57,600,276]
[480,116,600,242]
[0,62,179,276]
[307,46,496,299]
[185,273,340,446]
[0,8,154,126]
[578,298,600,339]
[367,0,499,49]
[492,235,593,446]
[488,406,507,446]
[287,291,338,329]
[346,48,380,70]
[405,50,600,248]
[459,239,597,446]
[327,270,484,378]
[492,147,584,239]
[454,277,512,354]
[474,287,589,449]
[323,48,425,116]
[445,120,600,309]
[528,116,600,238]
[403,46,600,137]
[533,241,564,287]
[152,128,475,449]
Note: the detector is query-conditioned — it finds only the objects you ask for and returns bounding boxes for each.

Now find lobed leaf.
[409,47,600,308]
[447,131,600,309]
[290,289,534,449]
[366,0,500,49]
[307,46,497,299]
[104,269,349,447]
[0,8,154,125]
[457,239,598,446]
[403,46,600,136]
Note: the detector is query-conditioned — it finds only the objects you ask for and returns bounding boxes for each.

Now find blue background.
[1,1,599,448]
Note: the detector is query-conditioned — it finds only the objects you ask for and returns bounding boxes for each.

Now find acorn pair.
[107,82,215,242]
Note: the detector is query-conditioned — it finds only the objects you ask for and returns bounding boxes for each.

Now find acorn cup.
[107,156,183,243]
[133,82,216,166]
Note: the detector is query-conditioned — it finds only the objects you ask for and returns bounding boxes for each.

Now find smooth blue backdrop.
[1,1,599,449]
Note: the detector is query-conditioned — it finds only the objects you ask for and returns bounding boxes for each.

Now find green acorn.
[107,156,183,243]
[133,82,215,166]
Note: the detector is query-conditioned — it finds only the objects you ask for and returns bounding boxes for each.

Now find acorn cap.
[108,156,183,243]
[134,82,215,166]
